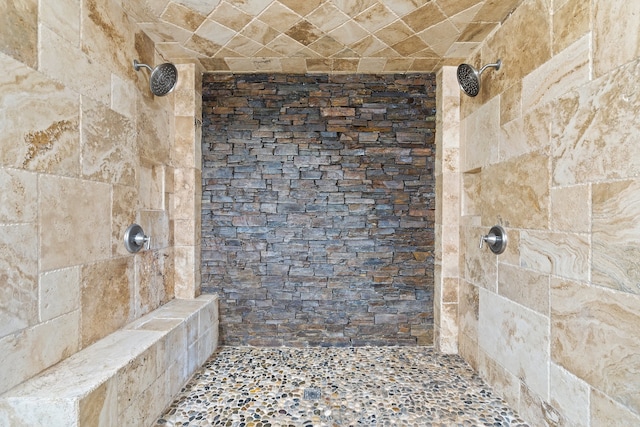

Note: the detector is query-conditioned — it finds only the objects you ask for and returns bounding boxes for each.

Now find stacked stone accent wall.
[201,74,436,346]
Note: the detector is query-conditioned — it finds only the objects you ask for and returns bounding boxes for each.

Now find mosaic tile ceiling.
[127,0,522,73]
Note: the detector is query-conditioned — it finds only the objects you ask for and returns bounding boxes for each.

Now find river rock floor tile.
[154,346,530,426]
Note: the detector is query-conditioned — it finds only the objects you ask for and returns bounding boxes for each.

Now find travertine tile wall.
[443,0,640,425]
[0,0,201,395]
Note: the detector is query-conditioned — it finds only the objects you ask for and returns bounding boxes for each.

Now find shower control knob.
[124,224,151,253]
[479,225,507,255]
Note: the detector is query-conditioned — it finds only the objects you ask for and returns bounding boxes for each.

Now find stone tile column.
[435,66,461,353]
[172,63,203,299]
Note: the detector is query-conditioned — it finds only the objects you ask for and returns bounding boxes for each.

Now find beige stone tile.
[0,168,37,223]
[356,57,386,72]
[498,105,551,162]
[500,82,521,125]
[226,34,264,56]
[137,95,172,165]
[392,35,430,57]
[39,267,81,322]
[551,184,589,233]
[498,263,549,315]
[333,58,359,72]
[462,225,498,291]
[40,176,111,271]
[551,279,640,414]
[350,36,388,57]
[175,64,196,117]
[438,303,458,353]
[458,279,480,337]
[552,55,640,186]
[174,246,198,298]
[479,288,550,399]
[309,36,344,57]
[306,2,350,33]
[112,185,139,256]
[0,310,80,394]
[332,0,378,16]
[278,0,322,16]
[593,179,640,294]
[184,34,223,57]
[0,0,37,68]
[461,95,500,171]
[477,350,520,410]
[591,388,640,427]
[593,0,640,78]
[484,0,551,95]
[121,0,170,22]
[173,168,200,219]
[40,0,81,47]
[281,57,308,73]
[402,2,447,33]
[135,249,172,316]
[82,97,136,185]
[474,0,522,22]
[265,34,306,56]
[138,21,194,45]
[550,362,589,427]
[81,0,138,79]
[39,25,111,104]
[354,3,396,33]
[81,258,135,348]
[443,42,479,60]
[240,20,280,47]
[330,21,369,46]
[552,0,590,55]
[0,395,77,426]
[173,116,197,169]
[518,382,562,427]
[481,151,549,229]
[195,19,235,47]
[374,20,414,46]
[522,34,590,112]
[110,73,137,120]
[0,52,81,174]
[458,22,497,43]
[116,343,158,413]
[520,230,588,281]
[79,376,117,426]
[257,2,301,33]
[458,332,478,370]
[160,2,206,32]
[225,57,258,72]
[174,0,220,16]
[207,2,252,32]
[0,224,38,338]
[419,20,460,57]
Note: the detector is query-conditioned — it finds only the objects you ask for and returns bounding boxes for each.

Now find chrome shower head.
[456,59,502,97]
[133,59,178,96]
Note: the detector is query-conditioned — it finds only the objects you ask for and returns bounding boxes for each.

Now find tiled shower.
[1,0,639,426]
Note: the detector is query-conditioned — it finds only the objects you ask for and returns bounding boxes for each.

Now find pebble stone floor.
[154,346,530,427]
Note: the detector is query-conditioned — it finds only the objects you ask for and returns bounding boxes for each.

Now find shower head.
[456,59,502,97]
[133,59,178,96]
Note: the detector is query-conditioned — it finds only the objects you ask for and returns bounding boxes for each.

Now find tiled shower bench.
[0,295,218,427]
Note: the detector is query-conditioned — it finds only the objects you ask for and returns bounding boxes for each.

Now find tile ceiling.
[125,0,522,73]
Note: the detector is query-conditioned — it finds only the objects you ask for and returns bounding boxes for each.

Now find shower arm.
[478,59,502,75]
[133,59,153,72]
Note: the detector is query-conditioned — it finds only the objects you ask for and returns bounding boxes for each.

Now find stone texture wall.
[0,0,203,397]
[202,74,436,346]
[446,0,640,425]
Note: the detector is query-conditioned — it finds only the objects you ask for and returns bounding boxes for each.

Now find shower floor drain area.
[155,347,531,426]
[303,387,322,400]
